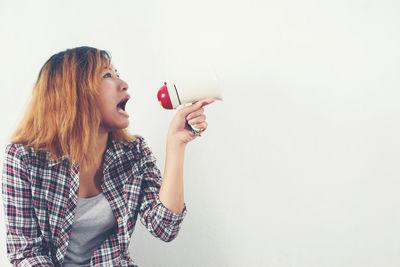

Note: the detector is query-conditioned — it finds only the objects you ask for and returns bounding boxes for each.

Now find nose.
[120,78,129,91]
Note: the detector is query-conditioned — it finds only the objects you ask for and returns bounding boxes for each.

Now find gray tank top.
[62,193,117,266]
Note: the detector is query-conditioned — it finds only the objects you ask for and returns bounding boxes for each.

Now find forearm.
[159,138,186,214]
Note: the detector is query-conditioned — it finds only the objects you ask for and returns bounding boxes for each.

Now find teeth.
[117,107,129,117]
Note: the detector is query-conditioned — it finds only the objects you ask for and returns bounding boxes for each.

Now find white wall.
[1,0,399,266]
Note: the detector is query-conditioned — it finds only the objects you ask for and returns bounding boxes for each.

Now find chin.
[102,120,130,132]
[117,121,130,130]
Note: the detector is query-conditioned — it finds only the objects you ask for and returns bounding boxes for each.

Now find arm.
[138,98,214,242]
[159,98,215,214]
[158,139,186,214]
[137,137,187,242]
[2,144,54,267]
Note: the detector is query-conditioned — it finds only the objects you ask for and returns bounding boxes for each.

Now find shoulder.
[5,143,25,156]
[4,143,31,164]
[4,143,53,167]
[117,135,153,156]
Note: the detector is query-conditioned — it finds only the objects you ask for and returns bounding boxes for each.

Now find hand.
[167,97,215,146]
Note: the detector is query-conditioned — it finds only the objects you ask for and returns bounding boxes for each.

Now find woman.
[2,46,214,266]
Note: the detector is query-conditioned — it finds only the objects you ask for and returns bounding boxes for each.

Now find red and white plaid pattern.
[2,135,187,266]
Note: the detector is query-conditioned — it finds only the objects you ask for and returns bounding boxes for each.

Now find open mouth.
[117,96,130,111]
[117,99,128,111]
[116,95,130,118]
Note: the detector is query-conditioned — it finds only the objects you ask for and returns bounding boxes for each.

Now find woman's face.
[96,64,131,133]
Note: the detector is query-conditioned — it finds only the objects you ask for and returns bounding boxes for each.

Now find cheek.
[95,98,113,123]
[97,88,114,109]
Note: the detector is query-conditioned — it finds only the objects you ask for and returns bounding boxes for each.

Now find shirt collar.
[46,136,133,168]
[47,155,70,167]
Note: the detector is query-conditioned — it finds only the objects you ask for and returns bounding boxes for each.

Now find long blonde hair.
[11,46,135,166]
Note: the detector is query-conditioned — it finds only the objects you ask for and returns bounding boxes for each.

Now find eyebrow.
[103,67,118,73]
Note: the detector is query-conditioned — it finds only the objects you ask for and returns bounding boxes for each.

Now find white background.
[1,0,399,266]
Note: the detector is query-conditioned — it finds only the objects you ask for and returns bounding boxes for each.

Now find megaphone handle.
[186,121,202,136]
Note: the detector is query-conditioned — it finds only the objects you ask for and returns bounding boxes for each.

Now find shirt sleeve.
[136,136,187,242]
[2,144,54,267]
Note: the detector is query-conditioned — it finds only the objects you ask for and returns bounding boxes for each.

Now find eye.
[103,72,112,78]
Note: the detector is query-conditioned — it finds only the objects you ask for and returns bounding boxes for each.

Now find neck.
[81,130,108,170]
[96,129,109,157]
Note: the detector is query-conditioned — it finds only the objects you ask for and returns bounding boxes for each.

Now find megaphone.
[157,73,223,109]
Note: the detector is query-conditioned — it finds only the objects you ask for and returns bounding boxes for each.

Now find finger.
[179,101,204,118]
[190,121,208,132]
[186,108,204,120]
[188,114,206,126]
[195,97,216,108]
[179,97,215,118]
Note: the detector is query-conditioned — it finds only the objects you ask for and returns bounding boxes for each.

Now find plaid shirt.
[2,135,187,266]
